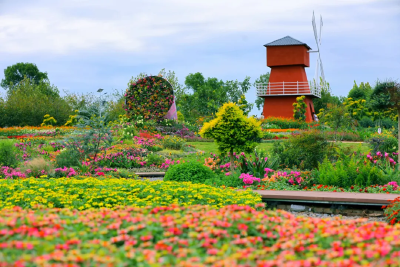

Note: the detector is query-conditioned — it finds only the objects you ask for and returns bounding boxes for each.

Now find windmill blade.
[319,15,323,45]
[319,53,325,84]
[312,11,319,50]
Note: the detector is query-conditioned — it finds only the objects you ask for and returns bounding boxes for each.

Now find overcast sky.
[0,0,399,115]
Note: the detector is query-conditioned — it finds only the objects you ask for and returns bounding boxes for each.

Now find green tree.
[348,81,373,101]
[1,63,48,91]
[0,77,71,127]
[318,103,354,142]
[181,72,251,121]
[237,94,253,116]
[312,78,343,114]
[199,102,263,172]
[370,79,400,165]
[253,73,270,111]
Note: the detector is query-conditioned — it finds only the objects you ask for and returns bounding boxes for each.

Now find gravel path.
[289,211,387,223]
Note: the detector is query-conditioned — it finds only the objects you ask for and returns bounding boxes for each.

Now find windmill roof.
[264,36,311,50]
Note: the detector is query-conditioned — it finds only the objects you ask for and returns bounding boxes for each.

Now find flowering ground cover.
[2,204,400,266]
[0,178,261,210]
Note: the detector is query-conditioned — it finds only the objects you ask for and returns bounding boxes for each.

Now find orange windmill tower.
[257,13,324,122]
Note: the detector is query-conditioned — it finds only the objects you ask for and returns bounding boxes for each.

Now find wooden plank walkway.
[255,190,400,205]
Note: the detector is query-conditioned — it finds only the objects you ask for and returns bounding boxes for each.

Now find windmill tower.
[257,12,324,122]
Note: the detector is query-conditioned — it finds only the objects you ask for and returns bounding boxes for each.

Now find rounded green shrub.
[55,149,81,168]
[164,161,216,183]
[0,140,19,168]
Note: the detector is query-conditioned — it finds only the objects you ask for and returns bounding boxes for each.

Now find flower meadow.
[0,178,261,210]
[2,204,400,266]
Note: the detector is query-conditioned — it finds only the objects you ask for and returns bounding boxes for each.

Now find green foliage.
[272,130,329,170]
[205,171,244,188]
[238,149,279,178]
[347,81,373,101]
[317,156,386,188]
[312,78,343,114]
[0,140,19,168]
[199,102,263,171]
[180,73,251,122]
[177,111,185,122]
[55,149,81,168]
[261,117,307,129]
[367,130,398,154]
[164,161,216,183]
[120,124,138,140]
[237,94,253,116]
[253,73,270,111]
[1,63,48,91]
[162,135,186,150]
[145,153,165,166]
[293,95,307,121]
[0,77,71,127]
[359,116,374,128]
[62,109,113,163]
[318,103,354,141]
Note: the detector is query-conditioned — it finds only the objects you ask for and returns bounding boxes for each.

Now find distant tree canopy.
[1,62,49,92]
[179,72,252,122]
[347,81,373,101]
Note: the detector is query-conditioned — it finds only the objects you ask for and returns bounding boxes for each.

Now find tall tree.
[181,72,251,121]
[370,79,400,166]
[348,81,373,101]
[253,73,270,112]
[1,63,48,91]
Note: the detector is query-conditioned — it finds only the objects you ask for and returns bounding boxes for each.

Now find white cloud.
[0,0,394,55]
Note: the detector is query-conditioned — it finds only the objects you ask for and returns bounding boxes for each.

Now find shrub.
[23,157,54,177]
[146,153,165,166]
[272,130,329,170]
[359,116,374,128]
[205,171,244,188]
[0,140,19,168]
[177,111,185,122]
[164,161,217,183]
[200,102,263,172]
[367,130,398,154]
[262,117,307,129]
[162,135,186,150]
[316,155,386,188]
[55,149,81,168]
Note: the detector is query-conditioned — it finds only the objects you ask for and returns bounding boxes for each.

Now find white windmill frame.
[308,11,328,93]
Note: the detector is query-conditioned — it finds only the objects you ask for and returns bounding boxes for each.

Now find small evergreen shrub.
[317,156,385,188]
[146,153,164,166]
[56,149,81,168]
[272,130,329,170]
[0,140,19,168]
[164,161,216,183]
[359,116,374,128]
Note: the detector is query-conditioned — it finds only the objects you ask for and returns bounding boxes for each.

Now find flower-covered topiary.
[124,75,174,121]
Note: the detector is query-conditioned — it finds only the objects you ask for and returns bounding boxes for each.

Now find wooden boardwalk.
[255,190,400,205]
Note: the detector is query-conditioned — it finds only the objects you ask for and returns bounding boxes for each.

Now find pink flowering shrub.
[239,173,261,185]
[0,166,26,179]
[54,167,77,178]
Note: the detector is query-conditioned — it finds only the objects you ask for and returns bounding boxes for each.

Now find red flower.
[96,172,105,176]
[237,224,248,231]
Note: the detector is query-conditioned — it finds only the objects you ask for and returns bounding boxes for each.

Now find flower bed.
[0,178,261,210]
[2,204,400,266]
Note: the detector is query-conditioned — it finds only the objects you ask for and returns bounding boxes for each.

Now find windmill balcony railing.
[256,82,321,98]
